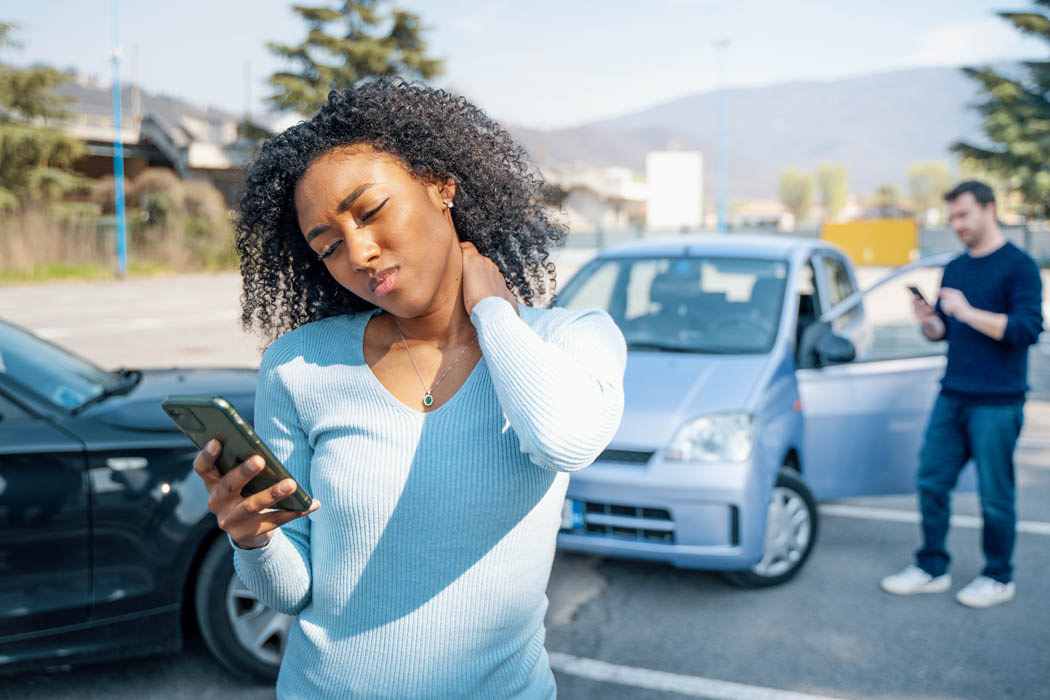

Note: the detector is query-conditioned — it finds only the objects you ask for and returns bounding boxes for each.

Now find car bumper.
[557,454,770,570]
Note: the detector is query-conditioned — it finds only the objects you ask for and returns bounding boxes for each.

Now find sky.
[1,0,1045,129]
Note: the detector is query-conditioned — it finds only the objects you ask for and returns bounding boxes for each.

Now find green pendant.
[423,393,434,407]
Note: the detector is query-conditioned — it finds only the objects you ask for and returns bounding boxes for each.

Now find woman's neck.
[386,288,474,347]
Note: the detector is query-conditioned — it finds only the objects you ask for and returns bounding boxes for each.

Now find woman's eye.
[318,240,343,261]
[360,198,389,222]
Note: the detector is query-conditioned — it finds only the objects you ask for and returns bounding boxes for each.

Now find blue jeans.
[915,394,1024,583]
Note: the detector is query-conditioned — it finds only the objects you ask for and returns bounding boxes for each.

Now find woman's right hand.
[192,439,320,550]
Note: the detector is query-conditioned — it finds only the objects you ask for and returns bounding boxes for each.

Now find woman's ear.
[436,176,456,207]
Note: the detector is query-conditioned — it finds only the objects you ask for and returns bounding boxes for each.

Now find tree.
[873,183,900,212]
[0,22,87,212]
[907,162,951,223]
[816,164,848,220]
[952,1,1050,217]
[267,1,443,115]
[779,168,814,226]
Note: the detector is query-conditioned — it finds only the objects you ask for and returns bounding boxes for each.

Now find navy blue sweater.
[936,242,1044,402]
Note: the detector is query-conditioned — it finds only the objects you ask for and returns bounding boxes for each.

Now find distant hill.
[508,66,996,202]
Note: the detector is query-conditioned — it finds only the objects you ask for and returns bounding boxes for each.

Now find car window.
[0,391,32,421]
[795,258,823,352]
[822,255,861,328]
[0,322,120,411]
[797,259,820,310]
[558,255,788,354]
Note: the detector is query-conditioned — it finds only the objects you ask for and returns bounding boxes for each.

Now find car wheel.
[195,537,293,683]
[723,467,818,588]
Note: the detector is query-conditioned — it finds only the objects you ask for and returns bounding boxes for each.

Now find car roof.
[590,233,839,260]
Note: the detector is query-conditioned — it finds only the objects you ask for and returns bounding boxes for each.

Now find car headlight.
[664,412,753,463]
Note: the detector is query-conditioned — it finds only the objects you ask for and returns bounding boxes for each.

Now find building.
[56,74,270,206]
[542,163,647,234]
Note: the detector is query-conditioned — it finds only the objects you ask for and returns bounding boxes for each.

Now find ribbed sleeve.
[233,331,314,615]
[470,297,627,472]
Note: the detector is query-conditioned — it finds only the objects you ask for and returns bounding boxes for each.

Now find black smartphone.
[907,285,929,305]
[162,395,312,511]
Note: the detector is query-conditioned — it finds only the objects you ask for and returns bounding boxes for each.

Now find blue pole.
[715,39,729,234]
[111,0,127,277]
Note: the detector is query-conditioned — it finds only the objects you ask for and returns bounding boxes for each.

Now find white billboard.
[645,151,703,231]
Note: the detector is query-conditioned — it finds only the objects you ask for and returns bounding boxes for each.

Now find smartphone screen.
[162,395,312,511]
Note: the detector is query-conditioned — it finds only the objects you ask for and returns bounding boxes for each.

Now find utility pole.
[714,38,730,234]
[109,0,128,277]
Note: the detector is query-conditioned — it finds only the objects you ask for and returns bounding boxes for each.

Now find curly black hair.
[236,78,566,344]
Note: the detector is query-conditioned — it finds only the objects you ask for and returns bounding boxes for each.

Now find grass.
[0,260,192,285]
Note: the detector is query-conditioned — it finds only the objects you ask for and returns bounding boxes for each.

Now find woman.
[192,79,626,699]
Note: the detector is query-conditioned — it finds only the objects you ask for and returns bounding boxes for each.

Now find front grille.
[596,448,655,464]
[575,501,675,544]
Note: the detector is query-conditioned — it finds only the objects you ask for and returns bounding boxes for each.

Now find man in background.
[881,180,1044,608]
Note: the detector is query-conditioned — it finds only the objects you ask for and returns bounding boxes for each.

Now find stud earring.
[443,199,454,209]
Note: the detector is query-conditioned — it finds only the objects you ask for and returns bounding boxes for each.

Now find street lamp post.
[110,0,128,277]
[714,39,730,234]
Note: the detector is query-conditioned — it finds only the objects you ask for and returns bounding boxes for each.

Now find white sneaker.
[880,565,952,595]
[955,576,1015,609]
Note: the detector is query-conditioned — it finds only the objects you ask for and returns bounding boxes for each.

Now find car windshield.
[0,321,124,411]
[556,255,789,354]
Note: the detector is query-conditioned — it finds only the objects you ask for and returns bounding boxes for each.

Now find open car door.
[796,252,962,500]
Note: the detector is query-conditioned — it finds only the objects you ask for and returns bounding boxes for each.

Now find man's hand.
[460,241,518,316]
[939,287,1008,341]
[912,296,938,324]
[911,292,945,341]
[938,288,973,320]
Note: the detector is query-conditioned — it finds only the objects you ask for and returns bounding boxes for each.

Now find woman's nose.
[347,229,381,271]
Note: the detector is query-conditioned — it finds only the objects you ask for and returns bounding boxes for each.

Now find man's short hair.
[944,180,996,207]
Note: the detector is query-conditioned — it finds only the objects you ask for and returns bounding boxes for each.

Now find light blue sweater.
[233,297,626,699]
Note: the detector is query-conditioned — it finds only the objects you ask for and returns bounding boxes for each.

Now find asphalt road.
[2,268,1049,700]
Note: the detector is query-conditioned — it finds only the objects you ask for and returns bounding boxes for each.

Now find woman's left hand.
[460,241,519,316]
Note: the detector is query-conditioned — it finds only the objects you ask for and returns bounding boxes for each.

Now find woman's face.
[293,145,459,318]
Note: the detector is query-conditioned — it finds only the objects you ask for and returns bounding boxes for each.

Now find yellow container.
[821,218,918,266]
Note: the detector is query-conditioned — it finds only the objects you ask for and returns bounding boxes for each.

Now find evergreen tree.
[267,1,443,115]
[952,1,1050,217]
[0,23,87,212]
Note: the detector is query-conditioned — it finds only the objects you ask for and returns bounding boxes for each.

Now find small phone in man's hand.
[162,395,312,511]
[907,285,929,306]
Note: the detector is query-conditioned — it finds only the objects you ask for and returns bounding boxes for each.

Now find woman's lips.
[371,267,398,297]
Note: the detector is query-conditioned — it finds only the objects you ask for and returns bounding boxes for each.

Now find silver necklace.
[393,321,477,408]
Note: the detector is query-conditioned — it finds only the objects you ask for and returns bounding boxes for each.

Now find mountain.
[507,66,994,202]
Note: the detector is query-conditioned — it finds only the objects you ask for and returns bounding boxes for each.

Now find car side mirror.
[814,331,856,365]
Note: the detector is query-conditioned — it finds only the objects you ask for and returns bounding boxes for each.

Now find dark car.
[0,319,287,682]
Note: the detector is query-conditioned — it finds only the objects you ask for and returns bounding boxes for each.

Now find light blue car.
[554,234,951,587]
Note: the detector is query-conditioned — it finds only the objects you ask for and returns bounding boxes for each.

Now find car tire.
[723,467,818,588]
[194,537,293,683]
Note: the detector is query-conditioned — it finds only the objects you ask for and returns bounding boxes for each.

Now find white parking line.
[549,652,847,700]
[819,504,1050,536]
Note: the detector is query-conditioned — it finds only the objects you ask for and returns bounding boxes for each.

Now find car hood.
[612,351,771,450]
[85,367,259,432]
